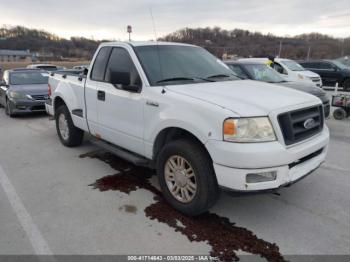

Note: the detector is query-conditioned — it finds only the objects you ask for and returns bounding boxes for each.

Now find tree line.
[160,27,350,60]
[0,26,100,60]
[0,25,349,60]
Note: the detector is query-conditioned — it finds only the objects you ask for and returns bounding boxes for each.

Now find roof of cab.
[99,41,196,48]
[224,60,262,65]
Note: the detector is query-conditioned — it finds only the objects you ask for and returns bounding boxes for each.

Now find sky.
[0,0,350,40]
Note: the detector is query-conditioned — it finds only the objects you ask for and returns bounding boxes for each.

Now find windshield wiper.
[156,77,195,84]
[156,77,216,84]
[207,74,232,79]
[206,73,243,80]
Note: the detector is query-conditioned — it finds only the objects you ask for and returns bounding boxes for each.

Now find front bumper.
[206,126,329,191]
[8,98,46,114]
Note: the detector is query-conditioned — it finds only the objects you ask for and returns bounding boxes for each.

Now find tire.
[5,98,15,118]
[157,139,219,216]
[343,79,350,92]
[55,105,84,147]
[333,108,347,120]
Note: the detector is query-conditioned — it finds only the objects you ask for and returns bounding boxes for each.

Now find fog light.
[246,171,277,183]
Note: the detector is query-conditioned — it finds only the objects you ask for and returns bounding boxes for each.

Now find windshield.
[336,57,350,67]
[331,60,348,70]
[280,60,305,71]
[10,71,49,85]
[243,64,285,83]
[134,45,238,86]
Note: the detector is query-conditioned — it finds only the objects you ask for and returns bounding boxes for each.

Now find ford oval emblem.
[304,118,316,129]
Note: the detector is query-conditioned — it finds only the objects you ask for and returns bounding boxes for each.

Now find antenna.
[149,7,164,85]
[149,7,158,41]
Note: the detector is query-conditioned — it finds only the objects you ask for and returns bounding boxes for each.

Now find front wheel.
[5,98,15,118]
[55,105,84,147]
[157,139,219,216]
[333,108,347,120]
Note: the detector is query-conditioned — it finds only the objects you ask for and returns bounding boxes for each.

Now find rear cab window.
[90,47,112,81]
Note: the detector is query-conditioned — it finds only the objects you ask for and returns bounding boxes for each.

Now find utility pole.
[340,38,345,57]
[278,40,283,58]
[307,46,311,61]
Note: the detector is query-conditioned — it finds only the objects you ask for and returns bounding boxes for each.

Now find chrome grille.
[31,95,48,101]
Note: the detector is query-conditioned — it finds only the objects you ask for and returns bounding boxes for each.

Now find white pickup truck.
[46,42,329,216]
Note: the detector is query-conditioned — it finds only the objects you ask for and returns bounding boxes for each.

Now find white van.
[239,58,323,88]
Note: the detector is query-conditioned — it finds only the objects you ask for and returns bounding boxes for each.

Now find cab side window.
[318,62,333,70]
[104,48,141,87]
[90,47,112,81]
[274,63,287,75]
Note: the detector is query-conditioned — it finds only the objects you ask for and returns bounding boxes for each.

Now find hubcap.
[164,155,197,203]
[58,114,69,140]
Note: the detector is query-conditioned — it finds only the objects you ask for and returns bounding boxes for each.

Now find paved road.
[0,93,349,260]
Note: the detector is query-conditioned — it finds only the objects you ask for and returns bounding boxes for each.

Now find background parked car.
[27,64,65,72]
[0,69,49,117]
[225,60,330,118]
[239,58,323,88]
[299,60,350,91]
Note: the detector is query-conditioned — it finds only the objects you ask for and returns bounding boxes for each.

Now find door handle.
[97,90,105,101]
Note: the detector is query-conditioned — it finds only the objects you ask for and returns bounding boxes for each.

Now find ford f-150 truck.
[46,42,329,216]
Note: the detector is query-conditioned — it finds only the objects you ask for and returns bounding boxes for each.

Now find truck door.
[96,47,145,156]
[85,46,112,137]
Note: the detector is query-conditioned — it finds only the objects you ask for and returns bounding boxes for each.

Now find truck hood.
[165,80,320,117]
[9,84,49,95]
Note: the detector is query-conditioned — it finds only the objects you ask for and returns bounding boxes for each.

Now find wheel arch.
[152,127,212,162]
[53,96,67,116]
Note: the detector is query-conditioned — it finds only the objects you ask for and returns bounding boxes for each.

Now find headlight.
[8,91,29,100]
[298,74,304,80]
[223,117,276,142]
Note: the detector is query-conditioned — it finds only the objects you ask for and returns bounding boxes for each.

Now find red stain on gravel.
[81,150,285,262]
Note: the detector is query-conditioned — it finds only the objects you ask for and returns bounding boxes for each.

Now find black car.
[299,60,350,91]
[0,69,49,117]
[225,61,331,118]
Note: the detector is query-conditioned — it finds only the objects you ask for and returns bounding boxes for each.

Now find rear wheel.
[55,105,84,147]
[343,79,350,92]
[333,108,347,120]
[157,139,219,216]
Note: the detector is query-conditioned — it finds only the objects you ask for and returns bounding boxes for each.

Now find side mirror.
[109,71,130,86]
[108,71,141,93]
[0,80,8,87]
